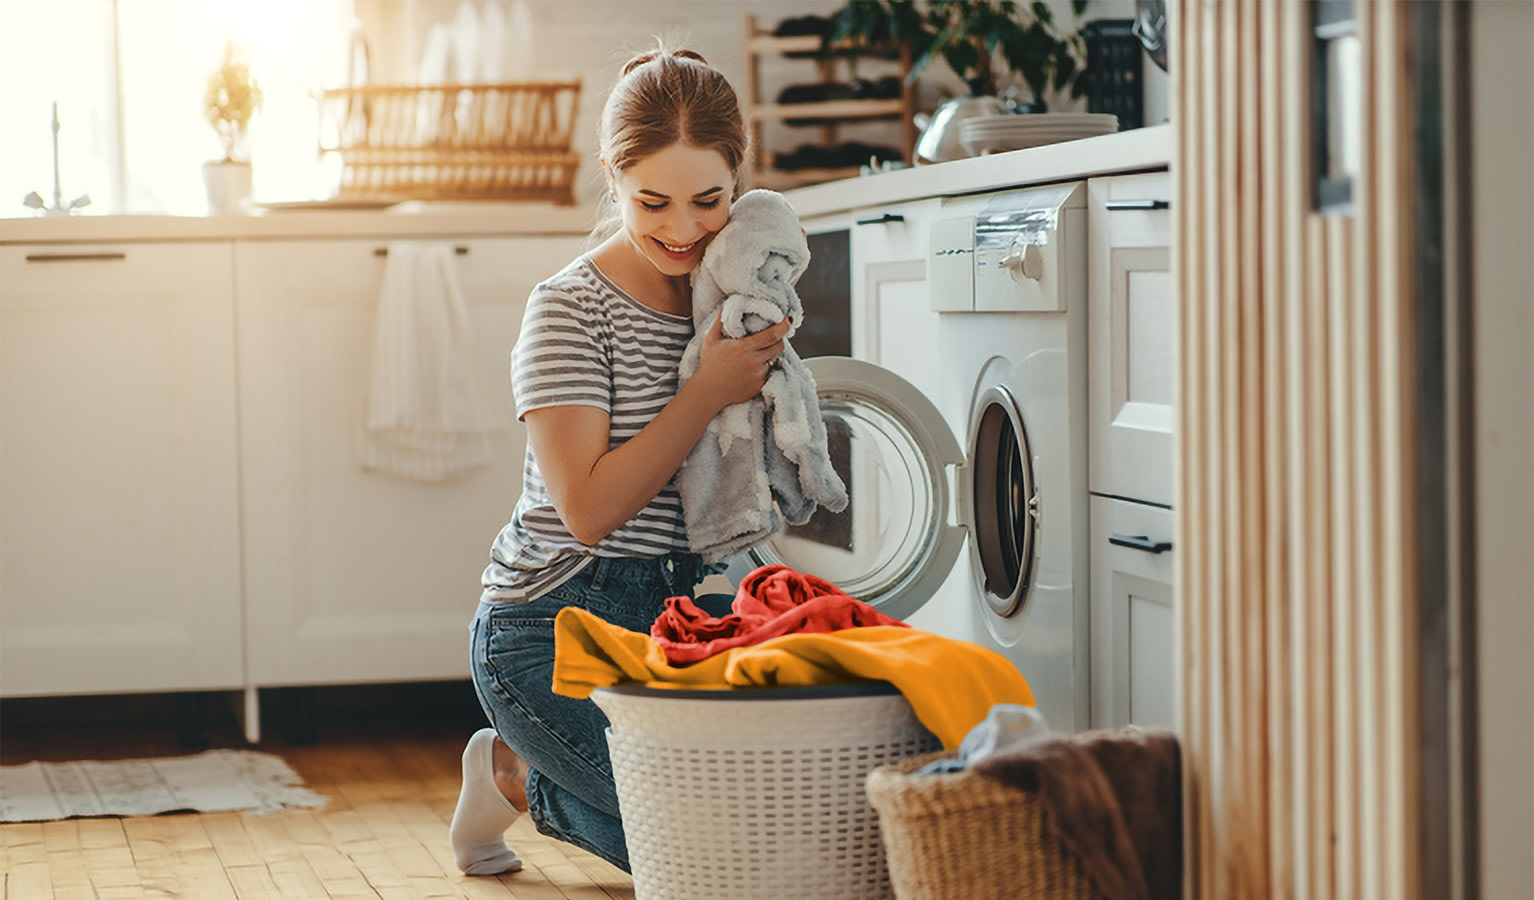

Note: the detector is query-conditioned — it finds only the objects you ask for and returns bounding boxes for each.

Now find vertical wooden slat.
[1257,0,1293,895]
[1216,3,1245,894]
[1275,6,1314,897]
[1173,4,1206,898]
[1238,0,1268,893]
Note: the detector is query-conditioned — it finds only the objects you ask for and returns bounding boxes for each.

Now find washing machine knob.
[1000,241,1045,282]
[1021,243,1044,281]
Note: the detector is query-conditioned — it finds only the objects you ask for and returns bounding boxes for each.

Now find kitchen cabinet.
[1087,171,1175,506]
[235,236,584,689]
[847,200,942,406]
[1086,170,1176,729]
[0,231,584,740]
[0,243,244,696]
[1089,497,1176,728]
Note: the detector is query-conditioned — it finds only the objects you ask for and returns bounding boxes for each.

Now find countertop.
[0,124,1170,245]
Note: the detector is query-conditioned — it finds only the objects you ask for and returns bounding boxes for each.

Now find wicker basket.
[864,752,1106,900]
[591,683,942,900]
[319,82,582,204]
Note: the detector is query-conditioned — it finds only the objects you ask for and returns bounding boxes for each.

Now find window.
[1,0,353,216]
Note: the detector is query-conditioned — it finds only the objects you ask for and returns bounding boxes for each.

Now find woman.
[449,48,791,876]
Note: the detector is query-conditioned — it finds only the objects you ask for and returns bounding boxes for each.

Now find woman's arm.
[526,315,790,545]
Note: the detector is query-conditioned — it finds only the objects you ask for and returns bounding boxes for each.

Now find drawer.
[1089,496,1176,729]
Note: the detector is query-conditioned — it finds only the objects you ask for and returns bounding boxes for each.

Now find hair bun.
[620,47,708,77]
[620,50,662,76]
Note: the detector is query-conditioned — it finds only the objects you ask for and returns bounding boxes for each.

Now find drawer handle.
[373,245,470,257]
[25,252,128,263]
[1104,199,1170,211]
[1109,533,1173,554]
[854,213,904,226]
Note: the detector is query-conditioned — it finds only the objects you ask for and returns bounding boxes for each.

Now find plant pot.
[203,160,252,214]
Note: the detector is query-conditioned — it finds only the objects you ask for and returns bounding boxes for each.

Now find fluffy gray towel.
[676,189,850,562]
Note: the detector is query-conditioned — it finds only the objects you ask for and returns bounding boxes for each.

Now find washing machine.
[749,182,1092,733]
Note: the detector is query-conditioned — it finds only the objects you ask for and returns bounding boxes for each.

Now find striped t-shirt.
[480,255,696,603]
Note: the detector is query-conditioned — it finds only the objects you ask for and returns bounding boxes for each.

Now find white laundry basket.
[591,683,941,900]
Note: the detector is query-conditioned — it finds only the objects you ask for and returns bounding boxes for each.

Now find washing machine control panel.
[929,181,1086,313]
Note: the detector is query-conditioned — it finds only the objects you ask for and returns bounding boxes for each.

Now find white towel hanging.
[359,242,503,481]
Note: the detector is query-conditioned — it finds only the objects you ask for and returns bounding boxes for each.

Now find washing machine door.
[747,356,965,621]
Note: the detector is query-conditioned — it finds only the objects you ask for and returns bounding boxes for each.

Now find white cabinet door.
[1089,496,1176,729]
[1088,172,1175,506]
[0,243,244,695]
[849,199,942,404]
[235,236,585,685]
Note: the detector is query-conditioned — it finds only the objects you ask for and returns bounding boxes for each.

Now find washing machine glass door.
[749,357,965,621]
[965,380,1039,618]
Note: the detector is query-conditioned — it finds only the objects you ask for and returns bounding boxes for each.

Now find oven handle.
[854,213,905,225]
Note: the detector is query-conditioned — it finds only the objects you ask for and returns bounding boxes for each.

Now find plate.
[255,197,406,212]
[960,130,1117,156]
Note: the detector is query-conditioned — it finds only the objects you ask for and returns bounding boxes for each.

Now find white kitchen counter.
[0,124,1169,245]
[786,123,1171,217]
[0,201,599,244]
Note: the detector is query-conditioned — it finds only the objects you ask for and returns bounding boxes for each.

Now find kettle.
[914,95,1007,164]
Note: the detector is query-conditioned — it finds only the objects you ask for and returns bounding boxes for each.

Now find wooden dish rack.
[319,81,582,204]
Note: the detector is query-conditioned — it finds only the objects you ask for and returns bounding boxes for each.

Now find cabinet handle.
[1109,533,1173,554]
[854,213,904,225]
[25,252,128,263]
[1104,199,1170,211]
[373,245,470,257]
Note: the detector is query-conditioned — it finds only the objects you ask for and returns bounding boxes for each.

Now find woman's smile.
[608,143,735,281]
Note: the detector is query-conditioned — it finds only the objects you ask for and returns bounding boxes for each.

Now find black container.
[1083,19,1145,131]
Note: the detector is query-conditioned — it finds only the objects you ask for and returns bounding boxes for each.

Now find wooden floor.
[0,684,636,900]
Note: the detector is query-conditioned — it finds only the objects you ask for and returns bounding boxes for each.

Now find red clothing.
[652,564,908,665]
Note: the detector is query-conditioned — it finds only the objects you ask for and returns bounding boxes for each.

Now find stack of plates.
[958,113,1120,156]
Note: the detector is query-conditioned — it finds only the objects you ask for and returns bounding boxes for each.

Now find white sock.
[450,728,524,875]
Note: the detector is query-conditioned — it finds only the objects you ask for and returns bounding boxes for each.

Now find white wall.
[352,0,1156,206]
[1470,0,1534,896]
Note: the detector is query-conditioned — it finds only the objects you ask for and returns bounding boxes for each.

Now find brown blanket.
[970,727,1181,900]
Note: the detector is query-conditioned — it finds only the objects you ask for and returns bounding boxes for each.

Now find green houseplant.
[826,0,1089,111]
[202,41,262,213]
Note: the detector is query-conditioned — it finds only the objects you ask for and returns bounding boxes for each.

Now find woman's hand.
[691,315,791,411]
[526,315,792,545]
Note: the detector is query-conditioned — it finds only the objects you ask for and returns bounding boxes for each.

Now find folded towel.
[676,189,849,562]
[651,564,908,664]
[551,606,1034,750]
[359,242,503,481]
[971,727,1183,900]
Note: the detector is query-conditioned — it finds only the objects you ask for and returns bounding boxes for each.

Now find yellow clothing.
[552,606,1036,750]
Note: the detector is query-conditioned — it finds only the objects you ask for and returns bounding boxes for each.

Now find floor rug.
[0,749,328,823]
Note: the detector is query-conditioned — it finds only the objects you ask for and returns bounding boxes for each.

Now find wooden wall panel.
[1174,1,1422,897]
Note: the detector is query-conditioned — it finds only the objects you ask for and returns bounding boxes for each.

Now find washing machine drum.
[746,357,1039,623]
[967,384,1039,617]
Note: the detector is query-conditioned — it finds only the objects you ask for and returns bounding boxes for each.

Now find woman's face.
[609,143,734,278]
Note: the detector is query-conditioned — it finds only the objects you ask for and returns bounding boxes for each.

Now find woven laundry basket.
[864,752,1105,900]
[591,683,941,900]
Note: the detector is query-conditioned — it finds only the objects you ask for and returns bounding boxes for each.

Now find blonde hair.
[593,46,747,235]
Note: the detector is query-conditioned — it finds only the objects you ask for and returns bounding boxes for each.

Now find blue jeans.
[468,552,715,872]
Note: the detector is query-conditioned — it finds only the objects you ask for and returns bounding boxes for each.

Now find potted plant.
[203,41,262,214]
[827,0,1088,107]
[825,0,1089,161]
